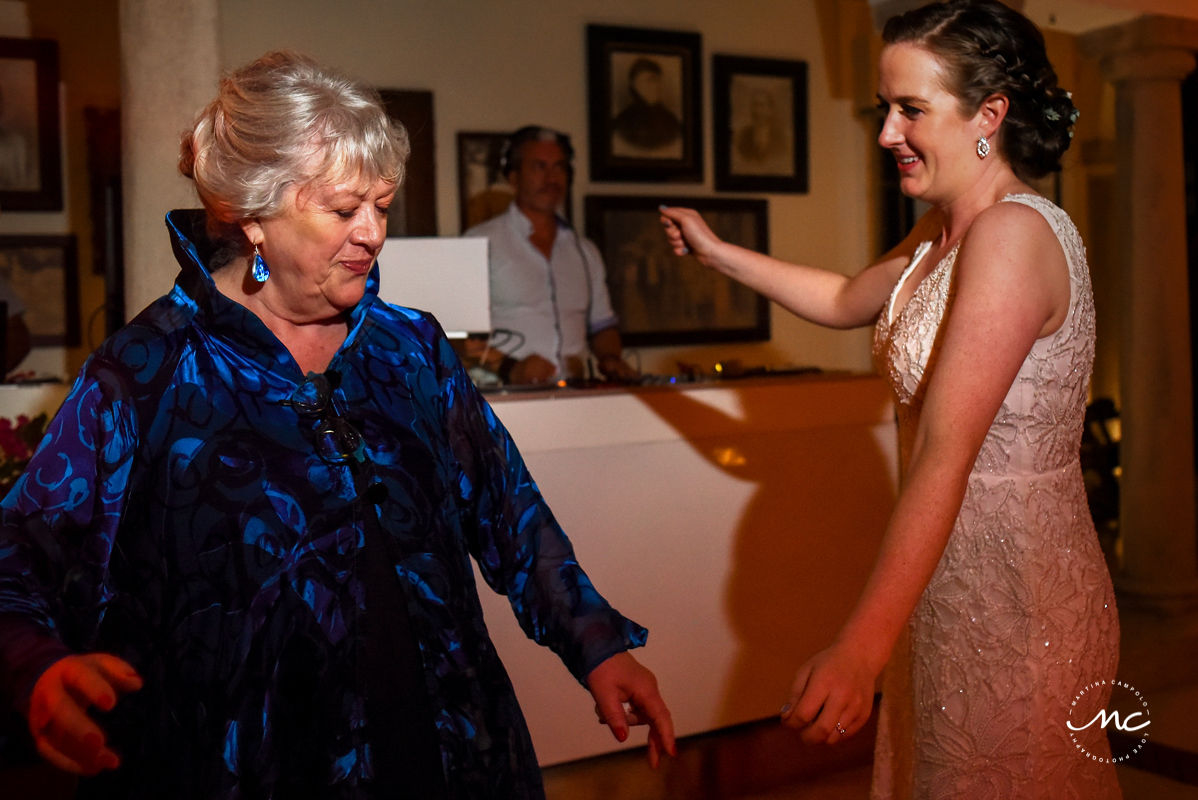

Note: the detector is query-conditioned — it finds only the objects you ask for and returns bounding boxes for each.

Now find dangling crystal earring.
[251,244,270,283]
[976,135,991,160]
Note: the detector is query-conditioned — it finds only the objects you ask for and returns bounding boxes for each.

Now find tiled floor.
[543,604,1198,799]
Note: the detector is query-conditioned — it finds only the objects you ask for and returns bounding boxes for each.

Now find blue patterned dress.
[0,209,647,798]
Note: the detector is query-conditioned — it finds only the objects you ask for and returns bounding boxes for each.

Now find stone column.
[1081,16,1198,613]
[119,0,220,316]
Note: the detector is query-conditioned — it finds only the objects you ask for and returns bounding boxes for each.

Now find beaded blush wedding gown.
[869,194,1122,799]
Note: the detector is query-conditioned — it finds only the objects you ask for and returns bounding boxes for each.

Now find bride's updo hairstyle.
[179,51,410,257]
[883,0,1077,180]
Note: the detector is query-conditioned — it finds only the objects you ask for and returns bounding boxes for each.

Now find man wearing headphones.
[464,125,636,385]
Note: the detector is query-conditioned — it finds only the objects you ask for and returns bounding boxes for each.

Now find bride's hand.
[658,206,723,267]
[780,640,878,745]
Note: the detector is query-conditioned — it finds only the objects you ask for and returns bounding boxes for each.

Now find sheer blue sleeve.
[437,336,647,684]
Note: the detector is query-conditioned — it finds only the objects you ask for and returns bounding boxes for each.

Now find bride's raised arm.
[659,205,942,330]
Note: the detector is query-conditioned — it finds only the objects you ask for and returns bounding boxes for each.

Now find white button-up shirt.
[465,203,618,377]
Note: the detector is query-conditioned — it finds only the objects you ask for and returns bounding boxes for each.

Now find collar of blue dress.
[161,208,384,379]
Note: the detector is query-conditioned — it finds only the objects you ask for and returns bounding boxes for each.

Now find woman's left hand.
[780,640,878,745]
[587,651,677,768]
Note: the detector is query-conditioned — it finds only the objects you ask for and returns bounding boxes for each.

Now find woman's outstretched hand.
[658,206,723,267]
[27,653,143,775]
[780,641,878,745]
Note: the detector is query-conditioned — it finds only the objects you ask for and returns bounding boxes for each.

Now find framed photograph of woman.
[584,195,768,346]
[713,55,808,193]
[586,25,702,183]
[0,38,62,211]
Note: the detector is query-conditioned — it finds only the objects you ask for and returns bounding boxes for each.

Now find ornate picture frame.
[586,25,703,183]
[713,55,808,193]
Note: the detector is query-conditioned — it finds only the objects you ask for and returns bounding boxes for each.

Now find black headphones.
[499,125,575,177]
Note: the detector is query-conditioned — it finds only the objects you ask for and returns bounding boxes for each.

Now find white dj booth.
[473,375,898,765]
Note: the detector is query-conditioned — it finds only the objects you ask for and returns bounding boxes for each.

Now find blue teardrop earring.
[251,244,270,283]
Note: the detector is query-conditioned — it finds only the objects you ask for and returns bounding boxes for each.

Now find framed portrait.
[713,55,808,193]
[0,235,79,346]
[457,131,513,232]
[584,195,769,346]
[586,25,702,183]
[0,38,61,211]
[378,89,437,236]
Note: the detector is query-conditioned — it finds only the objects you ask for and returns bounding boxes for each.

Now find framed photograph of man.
[0,38,62,211]
[586,25,702,183]
[584,195,769,346]
[713,55,808,193]
[0,235,79,346]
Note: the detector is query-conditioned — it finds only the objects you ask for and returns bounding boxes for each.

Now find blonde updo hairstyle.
[179,51,410,264]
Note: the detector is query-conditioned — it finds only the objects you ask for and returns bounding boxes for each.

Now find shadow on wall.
[634,378,897,727]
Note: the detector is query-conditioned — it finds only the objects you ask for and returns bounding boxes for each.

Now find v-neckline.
[886,240,932,326]
[886,193,1039,328]
[886,237,966,328]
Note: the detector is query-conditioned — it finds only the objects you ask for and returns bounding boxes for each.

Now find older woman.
[662,1,1118,797]
[0,51,672,798]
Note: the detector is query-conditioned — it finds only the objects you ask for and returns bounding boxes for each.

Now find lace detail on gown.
[869,194,1121,799]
